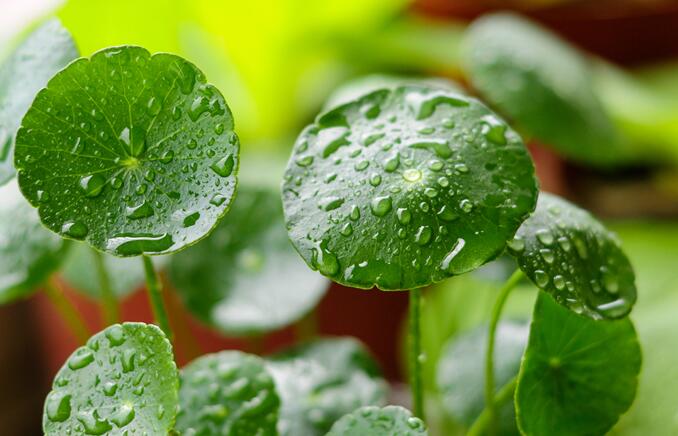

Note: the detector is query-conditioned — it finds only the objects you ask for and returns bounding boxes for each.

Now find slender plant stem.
[43,278,91,344]
[484,269,524,435]
[92,249,119,326]
[409,288,424,420]
[142,256,173,340]
[467,375,518,436]
[295,309,318,342]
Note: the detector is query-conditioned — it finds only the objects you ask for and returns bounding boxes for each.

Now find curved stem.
[142,256,173,340]
[43,277,91,344]
[409,288,424,420]
[484,269,524,435]
[92,249,119,326]
[467,375,518,436]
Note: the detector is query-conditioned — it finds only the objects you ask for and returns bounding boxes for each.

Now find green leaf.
[0,180,69,304]
[43,322,179,434]
[515,292,641,436]
[170,186,327,336]
[14,45,239,256]
[436,321,528,434]
[0,19,78,186]
[282,85,537,290]
[508,192,636,319]
[462,13,625,165]
[266,337,388,436]
[62,243,168,299]
[326,405,428,436]
[175,350,279,435]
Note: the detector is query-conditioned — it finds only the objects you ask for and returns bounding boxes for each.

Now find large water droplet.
[68,348,94,370]
[397,208,411,225]
[408,139,452,159]
[318,196,344,211]
[441,238,465,272]
[406,89,469,119]
[147,96,161,116]
[536,229,555,246]
[318,127,350,158]
[210,155,235,177]
[79,174,106,198]
[415,226,432,246]
[370,195,392,217]
[77,410,112,435]
[188,95,210,121]
[45,391,71,422]
[106,233,174,255]
[110,403,135,427]
[481,115,507,145]
[312,242,339,276]
[126,201,154,220]
[402,168,422,182]
[62,221,89,240]
[534,270,550,287]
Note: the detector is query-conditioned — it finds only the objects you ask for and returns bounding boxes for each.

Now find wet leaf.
[462,13,626,165]
[43,323,179,435]
[0,180,69,304]
[265,337,388,436]
[0,19,78,186]
[14,45,239,256]
[170,187,327,336]
[282,85,537,290]
[175,351,279,435]
[326,405,427,436]
[515,292,641,436]
[508,192,636,319]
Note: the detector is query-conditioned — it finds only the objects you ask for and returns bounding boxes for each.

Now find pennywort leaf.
[326,405,428,436]
[282,85,537,290]
[15,45,239,256]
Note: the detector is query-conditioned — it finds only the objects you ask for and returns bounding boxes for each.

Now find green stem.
[295,309,318,342]
[409,288,424,420]
[43,278,91,344]
[92,249,119,326]
[142,256,173,340]
[484,269,524,435]
[467,375,518,436]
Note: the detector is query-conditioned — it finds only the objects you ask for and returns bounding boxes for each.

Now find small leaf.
[0,180,69,304]
[175,351,279,435]
[15,45,239,256]
[508,192,636,319]
[43,322,179,435]
[265,337,388,436]
[170,187,327,336]
[326,405,428,436]
[282,85,537,290]
[515,292,641,436]
[462,13,626,165]
[0,19,79,186]
[436,321,528,434]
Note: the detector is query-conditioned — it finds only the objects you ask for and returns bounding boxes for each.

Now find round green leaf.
[516,292,641,436]
[436,321,528,433]
[175,351,279,435]
[0,179,69,304]
[14,45,239,256]
[462,13,625,165]
[0,19,78,186]
[508,192,636,319]
[265,337,388,436]
[62,242,168,299]
[326,405,428,436]
[43,322,179,434]
[282,85,537,290]
[170,187,327,336]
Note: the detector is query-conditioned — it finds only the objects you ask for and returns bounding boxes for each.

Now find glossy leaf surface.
[516,292,641,436]
[175,351,279,435]
[43,323,179,434]
[0,19,78,186]
[15,45,239,256]
[508,192,636,319]
[265,337,388,435]
[282,85,537,290]
[170,187,327,336]
[326,405,427,436]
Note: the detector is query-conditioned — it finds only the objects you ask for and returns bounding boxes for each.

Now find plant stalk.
[43,278,91,344]
[484,269,524,435]
[467,375,519,436]
[92,249,119,326]
[142,255,173,340]
[409,288,425,420]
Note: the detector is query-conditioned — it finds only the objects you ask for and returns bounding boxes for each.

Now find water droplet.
[534,270,549,287]
[415,226,432,246]
[160,150,174,164]
[383,153,400,172]
[105,325,125,346]
[460,199,473,213]
[481,115,507,145]
[340,222,353,236]
[214,123,225,135]
[318,127,350,158]
[188,95,210,121]
[428,159,443,171]
[536,229,555,246]
[402,168,422,182]
[103,381,118,397]
[406,89,468,119]
[553,275,566,290]
[369,174,382,186]
[79,174,106,198]
[312,242,339,276]
[121,348,136,373]
[437,176,449,187]
[354,160,369,171]
[45,391,71,422]
[397,208,411,225]
[62,221,88,240]
[68,348,94,370]
[110,177,123,190]
[210,155,235,177]
[210,194,227,206]
[126,201,154,220]
[77,410,111,435]
[557,236,571,252]
[183,212,200,227]
[408,139,452,159]
[601,266,619,294]
[106,232,174,255]
[540,248,555,264]
[363,132,384,146]
[424,187,438,198]
[508,236,525,252]
[370,195,392,217]
[407,416,425,430]
[318,196,344,211]
[296,155,313,167]
[349,205,361,221]
[147,97,161,115]
[454,163,469,173]
[441,238,465,273]
[111,403,135,427]
[171,106,182,120]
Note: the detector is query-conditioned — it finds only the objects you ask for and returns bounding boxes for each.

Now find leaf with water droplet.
[0,180,69,304]
[326,405,428,435]
[14,46,239,256]
[265,337,388,436]
[170,187,327,336]
[436,321,528,434]
[175,351,279,435]
[282,85,537,290]
[516,292,641,436]
[508,192,636,319]
[462,13,627,165]
[0,19,78,187]
[43,323,178,435]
